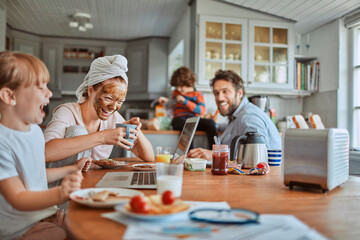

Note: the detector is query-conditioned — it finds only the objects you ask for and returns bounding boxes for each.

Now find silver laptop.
[95,116,200,189]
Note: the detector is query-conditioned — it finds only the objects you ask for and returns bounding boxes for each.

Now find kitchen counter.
[142,130,207,135]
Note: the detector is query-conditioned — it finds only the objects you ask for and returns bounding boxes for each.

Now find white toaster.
[282,128,349,192]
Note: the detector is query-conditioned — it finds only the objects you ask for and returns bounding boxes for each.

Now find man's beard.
[219,94,239,117]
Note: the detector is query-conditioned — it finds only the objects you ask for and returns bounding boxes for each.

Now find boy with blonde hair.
[0,51,90,240]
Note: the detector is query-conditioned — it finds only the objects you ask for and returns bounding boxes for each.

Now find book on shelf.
[295,58,319,92]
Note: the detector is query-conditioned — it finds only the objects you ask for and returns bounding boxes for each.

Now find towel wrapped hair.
[75,55,128,103]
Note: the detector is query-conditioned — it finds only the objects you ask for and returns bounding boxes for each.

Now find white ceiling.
[5,0,360,41]
[224,0,360,33]
[6,0,190,40]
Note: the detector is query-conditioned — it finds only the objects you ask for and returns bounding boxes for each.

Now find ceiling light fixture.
[69,12,93,32]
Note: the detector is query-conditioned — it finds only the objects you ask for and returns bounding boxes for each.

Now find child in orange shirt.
[0,51,90,240]
[159,67,217,149]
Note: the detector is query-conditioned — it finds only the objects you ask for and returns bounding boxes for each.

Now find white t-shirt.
[44,102,125,160]
[0,123,57,240]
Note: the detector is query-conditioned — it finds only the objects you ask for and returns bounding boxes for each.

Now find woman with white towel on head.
[44,55,154,173]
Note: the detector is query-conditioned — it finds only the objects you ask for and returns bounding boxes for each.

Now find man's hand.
[187,148,213,161]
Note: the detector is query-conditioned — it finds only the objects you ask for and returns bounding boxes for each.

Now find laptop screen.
[172,116,200,163]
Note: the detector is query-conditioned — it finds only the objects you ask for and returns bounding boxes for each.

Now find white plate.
[115,203,190,221]
[70,188,143,208]
[132,163,156,171]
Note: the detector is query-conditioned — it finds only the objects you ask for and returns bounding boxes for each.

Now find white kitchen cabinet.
[42,43,63,98]
[198,15,247,89]
[61,45,105,94]
[126,38,168,100]
[41,38,127,96]
[197,15,300,95]
[248,20,294,91]
[13,37,40,57]
[104,46,125,56]
[127,43,148,94]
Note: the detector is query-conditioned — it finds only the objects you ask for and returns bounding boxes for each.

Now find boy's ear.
[0,87,16,105]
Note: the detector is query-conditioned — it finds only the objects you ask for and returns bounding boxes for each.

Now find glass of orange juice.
[156,146,171,163]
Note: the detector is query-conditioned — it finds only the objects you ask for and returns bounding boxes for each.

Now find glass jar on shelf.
[273,48,287,64]
[254,46,269,63]
[225,23,241,41]
[206,22,222,39]
[254,66,270,83]
[64,48,71,58]
[225,43,241,61]
[206,42,222,60]
[273,66,287,84]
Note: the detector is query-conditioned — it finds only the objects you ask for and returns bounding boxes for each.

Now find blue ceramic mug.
[116,123,137,149]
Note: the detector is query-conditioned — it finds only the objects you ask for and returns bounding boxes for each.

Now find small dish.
[132,163,156,171]
[115,203,190,221]
[92,159,128,169]
[70,188,143,208]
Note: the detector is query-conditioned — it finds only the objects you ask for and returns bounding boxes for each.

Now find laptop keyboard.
[131,172,156,185]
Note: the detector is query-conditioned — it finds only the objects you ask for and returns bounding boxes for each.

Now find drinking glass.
[156,162,183,197]
[156,146,171,163]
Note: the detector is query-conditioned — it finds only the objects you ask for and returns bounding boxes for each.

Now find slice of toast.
[125,195,190,215]
[91,190,111,201]
[309,114,325,129]
[148,195,190,214]
[292,115,309,129]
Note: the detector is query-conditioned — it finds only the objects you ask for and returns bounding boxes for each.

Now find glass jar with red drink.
[211,144,229,175]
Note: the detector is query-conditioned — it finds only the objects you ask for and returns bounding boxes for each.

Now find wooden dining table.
[66,158,360,240]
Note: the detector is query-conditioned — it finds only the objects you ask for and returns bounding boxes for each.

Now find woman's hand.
[60,170,83,200]
[124,117,142,131]
[75,157,91,172]
[100,125,138,150]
